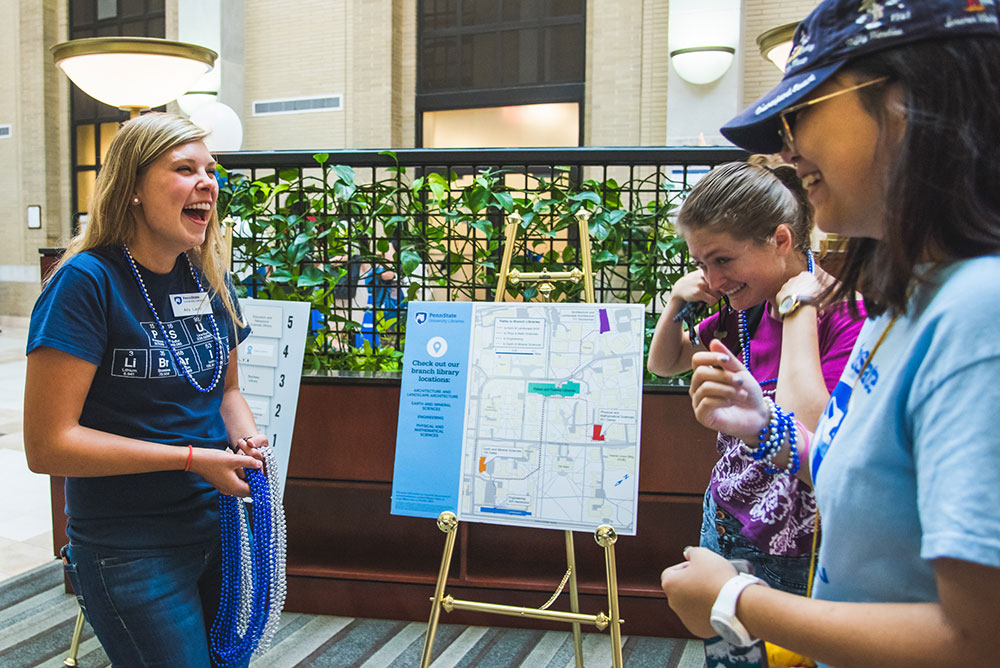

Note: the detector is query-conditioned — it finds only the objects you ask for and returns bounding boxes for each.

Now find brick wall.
[241,0,413,150]
[0,0,69,316]
[242,0,349,149]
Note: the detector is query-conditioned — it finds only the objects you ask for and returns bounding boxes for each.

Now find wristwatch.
[709,572,768,647]
[777,293,816,319]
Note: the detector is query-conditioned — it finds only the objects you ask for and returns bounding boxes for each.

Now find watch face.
[778,295,798,315]
[710,616,746,646]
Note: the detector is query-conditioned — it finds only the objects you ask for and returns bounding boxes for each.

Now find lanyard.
[811,314,899,482]
[851,315,898,393]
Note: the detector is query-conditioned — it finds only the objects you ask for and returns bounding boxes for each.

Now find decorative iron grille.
[216,146,746,372]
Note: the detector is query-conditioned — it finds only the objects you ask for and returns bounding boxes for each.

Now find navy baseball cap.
[721,0,1000,154]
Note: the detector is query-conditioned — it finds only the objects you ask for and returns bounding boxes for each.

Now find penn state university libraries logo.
[414,311,428,324]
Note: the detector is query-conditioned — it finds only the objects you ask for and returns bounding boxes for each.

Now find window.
[417,0,585,148]
[69,0,166,220]
[422,102,578,148]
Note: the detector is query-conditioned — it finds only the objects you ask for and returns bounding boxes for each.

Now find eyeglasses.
[778,76,891,150]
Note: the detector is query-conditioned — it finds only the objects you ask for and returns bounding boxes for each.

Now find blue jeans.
[699,488,812,596]
[62,539,249,668]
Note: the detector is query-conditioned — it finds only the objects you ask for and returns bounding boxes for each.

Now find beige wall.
[586,0,816,147]
[0,0,70,317]
[0,1,19,273]
[392,0,417,148]
[586,0,669,146]
[240,0,415,150]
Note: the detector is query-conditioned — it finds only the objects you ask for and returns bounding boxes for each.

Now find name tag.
[170,292,213,317]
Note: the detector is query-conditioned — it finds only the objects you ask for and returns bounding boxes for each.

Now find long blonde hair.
[53,113,241,326]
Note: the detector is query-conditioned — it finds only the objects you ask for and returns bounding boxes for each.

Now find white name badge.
[170,292,213,317]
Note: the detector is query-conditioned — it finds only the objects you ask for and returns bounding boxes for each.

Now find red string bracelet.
[184,444,194,472]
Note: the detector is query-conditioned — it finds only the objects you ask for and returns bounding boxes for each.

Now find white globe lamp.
[190,102,244,152]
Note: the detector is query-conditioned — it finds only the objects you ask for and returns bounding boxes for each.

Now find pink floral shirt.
[697,301,865,556]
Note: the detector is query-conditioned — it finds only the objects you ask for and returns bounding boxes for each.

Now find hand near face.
[690,339,770,443]
[670,269,723,307]
[660,547,740,638]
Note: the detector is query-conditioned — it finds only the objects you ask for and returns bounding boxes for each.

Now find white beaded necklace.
[122,245,226,393]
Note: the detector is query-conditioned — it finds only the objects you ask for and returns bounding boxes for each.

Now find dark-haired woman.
[648,156,865,596]
[660,1,1000,666]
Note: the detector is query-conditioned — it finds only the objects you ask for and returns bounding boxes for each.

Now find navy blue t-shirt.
[27,246,250,549]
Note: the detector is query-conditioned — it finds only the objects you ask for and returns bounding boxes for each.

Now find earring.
[132,197,140,205]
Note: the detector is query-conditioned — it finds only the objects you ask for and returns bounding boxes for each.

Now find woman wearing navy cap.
[660,1,1000,665]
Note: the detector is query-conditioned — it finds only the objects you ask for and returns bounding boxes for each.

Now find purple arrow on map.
[599,308,610,333]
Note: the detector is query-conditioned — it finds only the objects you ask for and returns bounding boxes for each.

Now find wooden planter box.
[50,375,716,638]
[282,375,716,638]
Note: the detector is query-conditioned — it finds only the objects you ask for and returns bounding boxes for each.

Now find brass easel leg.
[563,530,584,668]
[495,214,522,301]
[596,525,624,668]
[420,512,459,668]
[575,212,596,303]
[64,608,85,666]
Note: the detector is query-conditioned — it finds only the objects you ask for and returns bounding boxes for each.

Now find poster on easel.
[237,298,311,499]
[391,301,644,535]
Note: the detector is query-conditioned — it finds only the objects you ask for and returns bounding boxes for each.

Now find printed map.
[458,303,644,534]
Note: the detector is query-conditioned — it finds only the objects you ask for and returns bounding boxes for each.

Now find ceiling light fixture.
[51,37,217,118]
[756,22,799,73]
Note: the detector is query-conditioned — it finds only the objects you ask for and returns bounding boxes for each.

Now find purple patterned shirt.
[697,301,865,556]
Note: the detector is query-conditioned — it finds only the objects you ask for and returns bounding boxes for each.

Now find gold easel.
[419,211,624,668]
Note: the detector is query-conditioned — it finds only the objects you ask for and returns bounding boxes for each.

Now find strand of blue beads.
[210,469,273,667]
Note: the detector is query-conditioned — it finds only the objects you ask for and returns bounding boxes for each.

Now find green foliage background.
[218,153,695,383]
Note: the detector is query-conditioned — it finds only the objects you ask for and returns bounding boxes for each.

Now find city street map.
[458,303,643,533]
[390,302,644,535]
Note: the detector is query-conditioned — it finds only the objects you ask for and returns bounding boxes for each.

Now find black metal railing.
[215,146,746,370]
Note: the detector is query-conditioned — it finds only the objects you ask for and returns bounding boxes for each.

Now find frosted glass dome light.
[52,37,217,116]
[757,22,799,73]
[669,46,736,85]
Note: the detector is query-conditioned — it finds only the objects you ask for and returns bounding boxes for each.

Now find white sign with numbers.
[237,298,311,499]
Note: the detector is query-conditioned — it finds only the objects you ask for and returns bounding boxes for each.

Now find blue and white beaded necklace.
[737,249,815,394]
[210,447,287,666]
[122,245,226,393]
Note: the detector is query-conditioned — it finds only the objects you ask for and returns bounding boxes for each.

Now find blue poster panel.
[390,302,473,518]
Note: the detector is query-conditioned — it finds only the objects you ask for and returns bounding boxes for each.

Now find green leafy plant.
[217,154,693,382]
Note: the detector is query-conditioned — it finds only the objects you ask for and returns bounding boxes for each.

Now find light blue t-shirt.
[810,256,1000,617]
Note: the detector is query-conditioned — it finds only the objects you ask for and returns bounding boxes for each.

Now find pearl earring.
[132,197,140,205]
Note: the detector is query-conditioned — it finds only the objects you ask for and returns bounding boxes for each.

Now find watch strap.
[710,572,767,647]
[778,293,817,319]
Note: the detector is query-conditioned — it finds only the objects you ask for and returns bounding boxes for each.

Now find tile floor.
[0,316,55,581]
